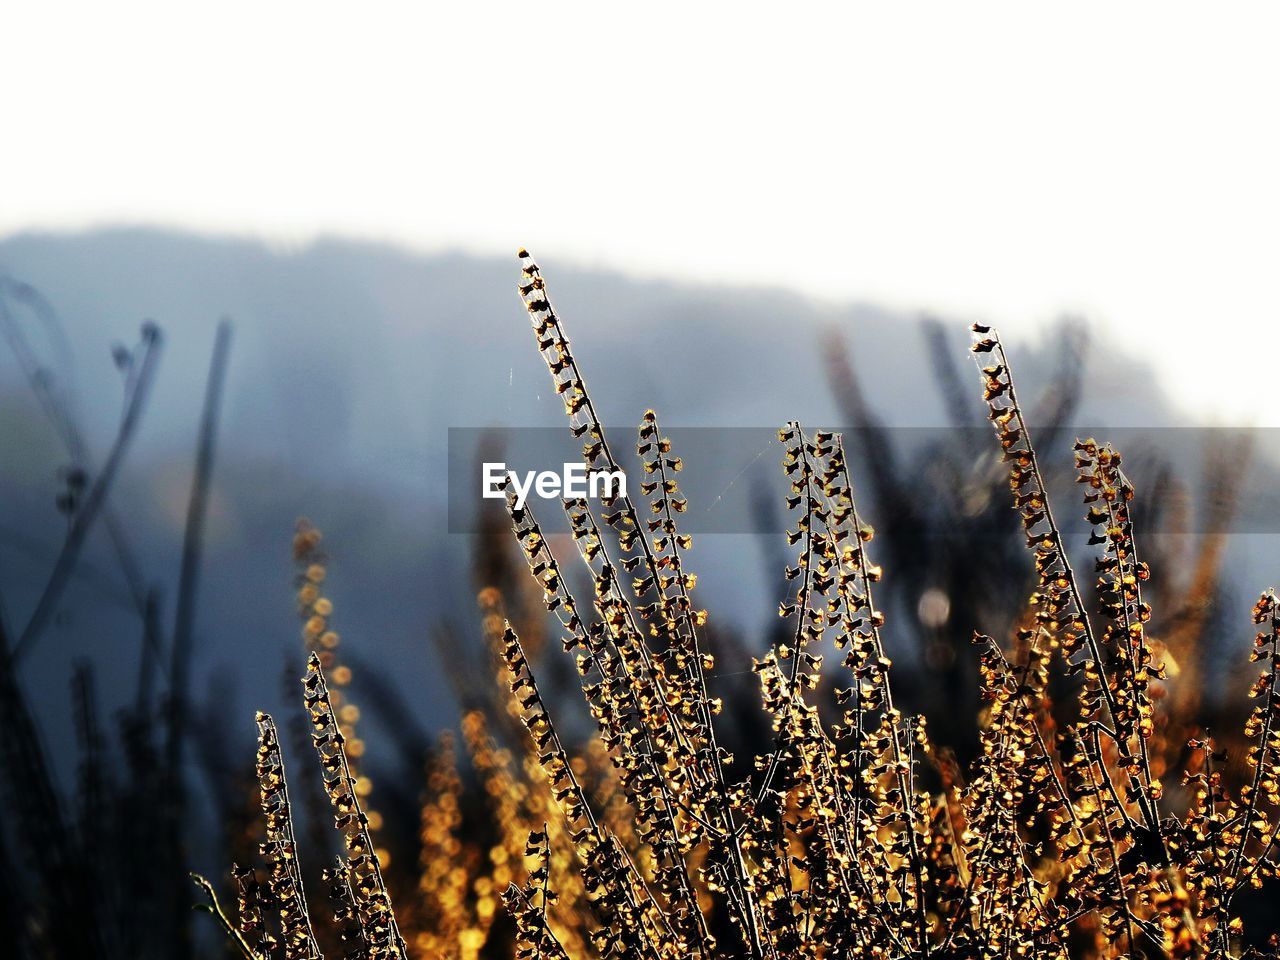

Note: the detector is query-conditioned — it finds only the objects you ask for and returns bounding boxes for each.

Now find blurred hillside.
[0,227,1273,785]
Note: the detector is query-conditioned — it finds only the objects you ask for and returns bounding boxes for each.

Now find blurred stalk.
[163,319,233,952]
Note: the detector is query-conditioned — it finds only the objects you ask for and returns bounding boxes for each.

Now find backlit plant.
[191,253,1280,960]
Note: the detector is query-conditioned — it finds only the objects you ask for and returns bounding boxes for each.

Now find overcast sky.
[4,2,1277,423]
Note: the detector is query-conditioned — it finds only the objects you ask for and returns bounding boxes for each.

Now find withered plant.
[191,253,1279,960]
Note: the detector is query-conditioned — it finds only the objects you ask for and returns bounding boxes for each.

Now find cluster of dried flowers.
[196,253,1280,960]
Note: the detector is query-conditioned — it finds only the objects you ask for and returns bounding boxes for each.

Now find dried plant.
[254,712,321,958]
[177,253,1280,960]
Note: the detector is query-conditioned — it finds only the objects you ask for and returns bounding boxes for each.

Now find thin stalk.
[15,323,162,659]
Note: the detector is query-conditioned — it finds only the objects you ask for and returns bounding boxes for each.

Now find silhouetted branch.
[14,321,162,660]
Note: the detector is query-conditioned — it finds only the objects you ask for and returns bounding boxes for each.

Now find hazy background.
[3,226,1279,792]
[5,3,1279,424]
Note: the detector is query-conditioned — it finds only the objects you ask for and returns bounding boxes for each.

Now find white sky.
[3,2,1278,423]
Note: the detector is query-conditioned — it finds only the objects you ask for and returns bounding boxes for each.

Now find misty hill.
[1,227,1272,787]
